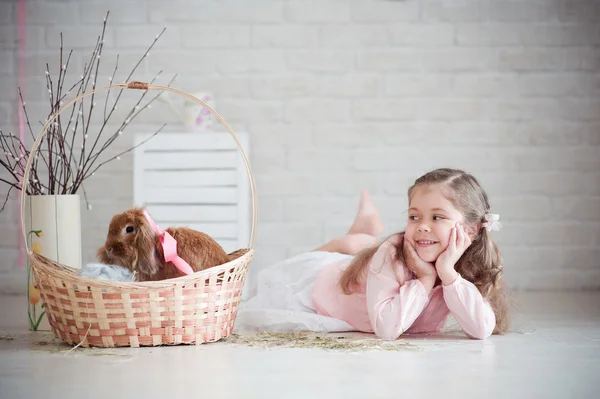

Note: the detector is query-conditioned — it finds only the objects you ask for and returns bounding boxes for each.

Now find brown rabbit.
[97,207,235,281]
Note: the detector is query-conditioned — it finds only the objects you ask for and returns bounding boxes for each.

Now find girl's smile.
[415,239,439,248]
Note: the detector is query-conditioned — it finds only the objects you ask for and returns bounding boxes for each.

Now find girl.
[238,168,509,340]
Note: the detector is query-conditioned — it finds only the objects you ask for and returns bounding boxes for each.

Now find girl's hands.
[435,223,472,285]
[404,238,437,278]
[403,238,437,293]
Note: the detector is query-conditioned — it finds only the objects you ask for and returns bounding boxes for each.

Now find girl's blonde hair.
[338,168,510,334]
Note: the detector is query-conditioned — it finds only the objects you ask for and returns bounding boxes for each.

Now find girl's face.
[404,185,473,263]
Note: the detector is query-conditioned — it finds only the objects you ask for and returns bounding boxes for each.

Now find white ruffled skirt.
[234,251,357,333]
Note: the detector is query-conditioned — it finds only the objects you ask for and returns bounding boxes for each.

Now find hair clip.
[482,213,502,232]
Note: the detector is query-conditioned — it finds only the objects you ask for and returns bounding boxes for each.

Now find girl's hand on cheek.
[404,238,437,279]
[435,223,472,285]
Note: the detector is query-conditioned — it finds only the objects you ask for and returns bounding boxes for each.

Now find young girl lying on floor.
[238,168,509,340]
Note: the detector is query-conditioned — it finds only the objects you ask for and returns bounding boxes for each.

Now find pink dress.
[311,234,496,340]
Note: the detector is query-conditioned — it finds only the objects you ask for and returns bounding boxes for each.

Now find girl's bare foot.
[311,190,384,255]
[348,190,384,237]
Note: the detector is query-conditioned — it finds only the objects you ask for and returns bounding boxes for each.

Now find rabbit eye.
[125,226,134,234]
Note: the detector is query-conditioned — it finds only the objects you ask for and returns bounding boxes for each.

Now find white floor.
[1,291,599,399]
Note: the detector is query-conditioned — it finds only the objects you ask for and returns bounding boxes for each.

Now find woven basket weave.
[20,81,258,348]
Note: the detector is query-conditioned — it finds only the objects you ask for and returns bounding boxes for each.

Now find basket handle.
[20,81,258,253]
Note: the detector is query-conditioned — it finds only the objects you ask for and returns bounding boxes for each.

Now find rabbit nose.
[107,247,113,254]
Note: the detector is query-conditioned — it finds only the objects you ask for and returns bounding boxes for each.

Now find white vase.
[25,194,82,331]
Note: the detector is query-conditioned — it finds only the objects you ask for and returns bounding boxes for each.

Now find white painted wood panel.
[143,171,237,187]
[142,187,238,204]
[147,205,238,222]
[143,152,238,170]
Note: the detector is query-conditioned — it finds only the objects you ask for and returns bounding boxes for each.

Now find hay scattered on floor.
[225,332,420,352]
[0,335,14,341]
[32,341,133,359]
[82,351,134,360]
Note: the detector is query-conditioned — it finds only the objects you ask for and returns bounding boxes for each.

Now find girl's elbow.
[374,325,403,340]
[466,325,494,340]
[467,332,488,340]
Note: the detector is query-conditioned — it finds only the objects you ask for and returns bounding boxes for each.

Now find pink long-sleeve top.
[311,234,496,340]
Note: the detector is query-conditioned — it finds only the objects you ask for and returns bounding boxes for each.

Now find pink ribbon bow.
[143,210,194,275]
[482,213,502,232]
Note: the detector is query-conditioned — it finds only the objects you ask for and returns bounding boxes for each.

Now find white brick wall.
[1,0,599,294]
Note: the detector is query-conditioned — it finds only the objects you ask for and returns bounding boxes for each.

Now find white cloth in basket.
[79,263,135,282]
[234,251,357,333]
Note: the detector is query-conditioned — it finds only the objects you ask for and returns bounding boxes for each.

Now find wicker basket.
[20,81,258,348]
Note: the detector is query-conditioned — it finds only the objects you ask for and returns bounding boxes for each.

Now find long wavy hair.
[338,168,510,334]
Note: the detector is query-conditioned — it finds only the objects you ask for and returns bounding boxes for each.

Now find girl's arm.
[442,274,496,340]
[436,224,496,340]
[366,236,431,340]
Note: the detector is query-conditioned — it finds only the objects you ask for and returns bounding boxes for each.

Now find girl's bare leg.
[313,190,384,255]
[313,234,378,255]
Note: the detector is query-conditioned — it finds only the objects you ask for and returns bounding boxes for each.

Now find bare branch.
[0,185,14,212]
[80,124,166,184]
[0,12,171,204]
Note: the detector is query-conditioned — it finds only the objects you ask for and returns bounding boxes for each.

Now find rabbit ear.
[134,219,161,277]
[97,246,110,264]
